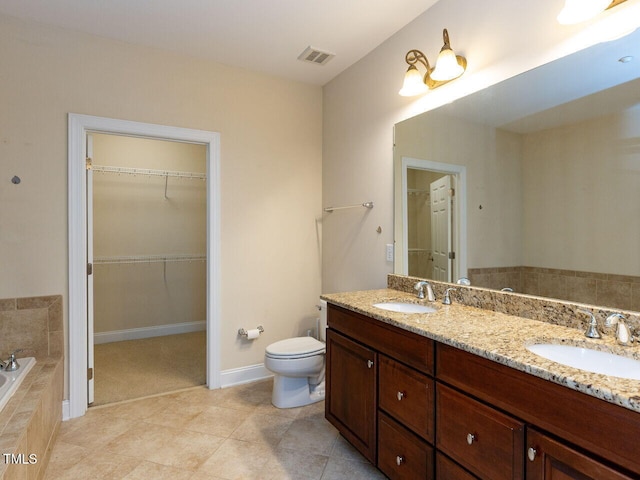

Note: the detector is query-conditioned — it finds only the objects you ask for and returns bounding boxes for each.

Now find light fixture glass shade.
[557,0,611,24]
[399,66,428,96]
[430,48,464,81]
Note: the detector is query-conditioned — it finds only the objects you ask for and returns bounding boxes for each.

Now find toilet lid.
[266,337,325,359]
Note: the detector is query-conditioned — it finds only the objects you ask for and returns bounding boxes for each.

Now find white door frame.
[400,157,467,281]
[68,113,221,419]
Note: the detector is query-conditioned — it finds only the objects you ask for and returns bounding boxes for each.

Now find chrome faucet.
[414,281,435,302]
[605,313,634,346]
[578,310,601,339]
[442,288,457,305]
[0,350,23,372]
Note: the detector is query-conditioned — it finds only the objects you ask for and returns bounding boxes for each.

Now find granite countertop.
[321,288,640,414]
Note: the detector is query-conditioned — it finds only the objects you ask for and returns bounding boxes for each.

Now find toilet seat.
[265,337,325,359]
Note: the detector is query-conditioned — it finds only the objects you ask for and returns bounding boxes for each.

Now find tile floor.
[44,380,386,479]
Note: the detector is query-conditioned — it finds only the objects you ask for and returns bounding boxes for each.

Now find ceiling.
[0,0,438,86]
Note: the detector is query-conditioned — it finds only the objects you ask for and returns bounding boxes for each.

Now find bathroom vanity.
[323,290,640,480]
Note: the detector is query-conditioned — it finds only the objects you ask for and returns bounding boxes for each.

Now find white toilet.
[264,300,327,408]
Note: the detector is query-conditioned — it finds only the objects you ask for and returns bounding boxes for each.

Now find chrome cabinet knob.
[396,455,405,466]
[466,433,476,445]
[367,360,374,369]
[527,447,537,462]
[397,391,405,401]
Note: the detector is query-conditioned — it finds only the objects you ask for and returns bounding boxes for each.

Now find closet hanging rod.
[92,164,206,180]
[94,254,206,265]
[323,201,374,213]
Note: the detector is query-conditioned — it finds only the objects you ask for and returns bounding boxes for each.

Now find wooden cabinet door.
[325,329,377,463]
[526,429,635,480]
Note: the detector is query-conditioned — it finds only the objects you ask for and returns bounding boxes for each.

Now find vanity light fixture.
[557,0,627,25]
[398,29,467,97]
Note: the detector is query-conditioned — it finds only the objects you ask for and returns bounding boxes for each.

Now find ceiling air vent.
[298,46,335,66]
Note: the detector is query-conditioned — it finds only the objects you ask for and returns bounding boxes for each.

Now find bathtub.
[0,357,36,412]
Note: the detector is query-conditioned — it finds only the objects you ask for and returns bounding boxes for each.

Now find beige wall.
[0,15,322,393]
[522,108,640,275]
[394,111,524,272]
[322,0,626,293]
[92,135,207,333]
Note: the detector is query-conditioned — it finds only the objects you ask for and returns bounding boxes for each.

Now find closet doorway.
[68,114,221,419]
[88,133,207,406]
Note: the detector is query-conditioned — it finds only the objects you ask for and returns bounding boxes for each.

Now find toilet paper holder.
[238,326,264,338]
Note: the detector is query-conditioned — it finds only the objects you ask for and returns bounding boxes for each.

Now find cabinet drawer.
[379,355,434,442]
[328,304,433,374]
[436,452,479,480]
[378,411,434,480]
[436,384,524,480]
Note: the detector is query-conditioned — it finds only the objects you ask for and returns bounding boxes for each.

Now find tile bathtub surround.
[0,357,63,480]
[0,296,63,359]
[44,381,386,480]
[387,274,640,335]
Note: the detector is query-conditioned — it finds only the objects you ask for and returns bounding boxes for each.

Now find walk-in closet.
[90,133,207,406]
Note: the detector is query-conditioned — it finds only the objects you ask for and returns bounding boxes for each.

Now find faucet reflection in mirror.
[398,29,467,97]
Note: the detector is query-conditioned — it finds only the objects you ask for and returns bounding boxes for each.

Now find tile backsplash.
[0,295,63,359]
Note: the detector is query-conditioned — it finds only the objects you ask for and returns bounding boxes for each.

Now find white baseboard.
[94,321,206,344]
[62,400,71,421]
[220,363,272,388]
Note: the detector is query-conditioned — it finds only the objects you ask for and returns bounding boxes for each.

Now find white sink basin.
[372,302,436,314]
[526,343,640,380]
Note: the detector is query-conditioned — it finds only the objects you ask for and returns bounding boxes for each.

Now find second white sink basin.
[526,343,640,380]
[372,302,436,314]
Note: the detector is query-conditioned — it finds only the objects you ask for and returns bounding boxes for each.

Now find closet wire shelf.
[91,164,207,180]
[94,254,206,265]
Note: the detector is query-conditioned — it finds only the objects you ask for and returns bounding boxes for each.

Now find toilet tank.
[318,299,328,342]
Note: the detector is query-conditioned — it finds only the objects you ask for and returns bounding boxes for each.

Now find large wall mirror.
[394,28,640,312]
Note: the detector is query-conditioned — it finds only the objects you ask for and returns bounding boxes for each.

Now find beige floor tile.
[141,400,206,429]
[329,435,369,462]
[320,457,387,480]
[217,381,273,412]
[196,438,274,479]
[261,447,329,480]
[90,393,183,421]
[44,449,142,480]
[42,441,92,479]
[183,405,247,437]
[105,421,225,471]
[278,417,338,455]
[253,400,304,419]
[122,461,196,480]
[43,381,380,480]
[165,385,231,408]
[230,412,295,446]
[57,412,135,450]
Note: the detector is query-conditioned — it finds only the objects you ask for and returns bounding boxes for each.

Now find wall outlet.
[385,244,394,262]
